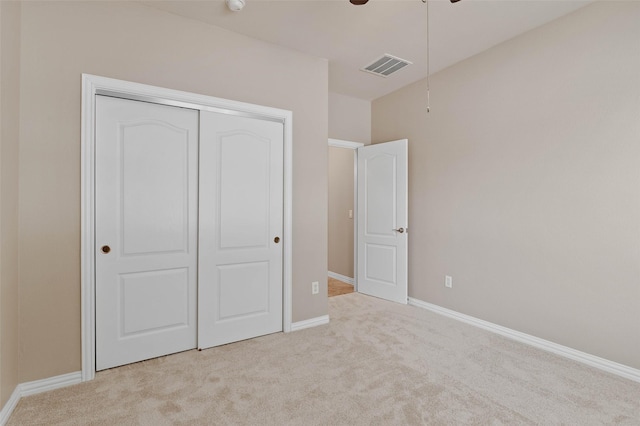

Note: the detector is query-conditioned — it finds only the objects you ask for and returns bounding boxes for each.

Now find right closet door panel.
[198,111,284,349]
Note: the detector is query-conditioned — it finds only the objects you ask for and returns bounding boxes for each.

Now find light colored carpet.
[328,277,354,297]
[8,293,640,425]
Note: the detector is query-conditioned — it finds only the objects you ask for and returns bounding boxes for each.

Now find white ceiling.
[142,0,591,101]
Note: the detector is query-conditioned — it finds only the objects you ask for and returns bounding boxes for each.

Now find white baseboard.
[408,297,640,384]
[20,371,82,397]
[291,315,330,332]
[0,386,20,426]
[328,271,354,286]
[0,371,82,425]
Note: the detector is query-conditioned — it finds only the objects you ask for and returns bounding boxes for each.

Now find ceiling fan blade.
[350,0,369,4]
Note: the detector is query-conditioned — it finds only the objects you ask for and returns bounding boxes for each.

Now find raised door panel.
[365,153,397,237]
[218,132,271,250]
[217,262,270,321]
[365,244,397,286]
[121,122,190,256]
[120,268,190,335]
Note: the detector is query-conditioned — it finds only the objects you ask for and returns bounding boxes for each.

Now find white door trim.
[328,138,364,150]
[81,74,294,382]
[327,138,364,291]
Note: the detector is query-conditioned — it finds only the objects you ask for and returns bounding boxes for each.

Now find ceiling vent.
[361,54,412,78]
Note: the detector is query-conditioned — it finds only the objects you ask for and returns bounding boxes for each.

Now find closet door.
[95,96,198,370]
[198,111,284,349]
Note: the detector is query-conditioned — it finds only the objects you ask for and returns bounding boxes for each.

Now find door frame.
[327,138,364,291]
[81,74,293,381]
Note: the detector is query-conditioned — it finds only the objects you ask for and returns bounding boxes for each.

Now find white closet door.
[198,111,284,349]
[95,96,198,370]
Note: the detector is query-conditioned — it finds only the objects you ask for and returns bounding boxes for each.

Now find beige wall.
[17,1,328,383]
[327,92,369,280]
[372,2,640,369]
[328,147,354,278]
[328,92,371,144]
[0,0,22,407]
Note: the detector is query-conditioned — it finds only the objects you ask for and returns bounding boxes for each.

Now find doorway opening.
[327,139,363,297]
[327,137,409,304]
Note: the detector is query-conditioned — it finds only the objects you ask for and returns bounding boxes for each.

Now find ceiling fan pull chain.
[425,0,431,114]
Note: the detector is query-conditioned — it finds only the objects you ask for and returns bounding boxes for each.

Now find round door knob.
[394,228,405,234]
[274,237,280,244]
[101,245,111,254]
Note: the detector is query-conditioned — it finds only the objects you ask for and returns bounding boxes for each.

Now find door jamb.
[327,138,364,291]
[81,74,294,382]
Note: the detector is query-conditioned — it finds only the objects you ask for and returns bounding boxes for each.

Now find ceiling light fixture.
[226,0,245,12]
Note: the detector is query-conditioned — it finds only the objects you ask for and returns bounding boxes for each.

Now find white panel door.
[357,139,408,304]
[198,111,284,349]
[95,96,198,370]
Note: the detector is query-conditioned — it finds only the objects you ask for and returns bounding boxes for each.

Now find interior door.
[95,95,199,370]
[198,111,284,349]
[357,139,408,304]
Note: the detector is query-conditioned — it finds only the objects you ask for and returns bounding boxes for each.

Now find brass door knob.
[394,228,405,234]
[101,245,111,254]
[274,237,280,243]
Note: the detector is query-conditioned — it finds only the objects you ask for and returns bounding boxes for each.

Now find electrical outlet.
[445,275,453,288]
[312,281,319,294]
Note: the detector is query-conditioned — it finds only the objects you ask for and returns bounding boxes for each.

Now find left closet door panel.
[95,95,199,371]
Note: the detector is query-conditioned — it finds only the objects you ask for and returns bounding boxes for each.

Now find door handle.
[394,228,405,234]
[101,245,111,254]
[274,236,280,244]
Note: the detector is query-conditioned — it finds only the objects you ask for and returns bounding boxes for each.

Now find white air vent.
[361,54,412,78]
